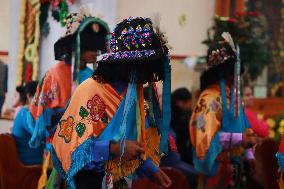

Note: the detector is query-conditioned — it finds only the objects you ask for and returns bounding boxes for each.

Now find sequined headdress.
[94,17,170,83]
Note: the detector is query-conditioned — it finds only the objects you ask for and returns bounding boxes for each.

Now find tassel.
[160,56,171,153]
[234,45,241,117]
[37,151,51,189]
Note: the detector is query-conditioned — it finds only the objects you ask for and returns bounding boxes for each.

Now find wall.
[0,0,10,51]
[117,0,215,91]
[39,0,118,77]
[117,0,215,56]
[5,0,215,108]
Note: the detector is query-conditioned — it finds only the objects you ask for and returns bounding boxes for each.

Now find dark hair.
[54,22,109,62]
[171,88,192,105]
[16,86,26,104]
[200,41,243,91]
[24,81,38,97]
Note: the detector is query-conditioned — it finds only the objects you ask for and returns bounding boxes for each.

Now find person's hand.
[242,129,257,148]
[110,141,145,160]
[153,169,172,188]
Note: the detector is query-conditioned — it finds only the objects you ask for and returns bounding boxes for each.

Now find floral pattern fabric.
[190,86,223,159]
[87,95,107,122]
[58,116,75,143]
[58,94,108,142]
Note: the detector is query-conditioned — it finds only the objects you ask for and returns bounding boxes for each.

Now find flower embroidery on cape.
[76,122,86,138]
[196,114,206,132]
[210,99,220,113]
[58,116,75,143]
[87,95,107,122]
[38,84,58,107]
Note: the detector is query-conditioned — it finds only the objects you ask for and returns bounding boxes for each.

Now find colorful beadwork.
[58,116,75,143]
[208,47,234,67]
[109,18,153,53]
[76,122,86,137]
[87,95,107,122]
[101,50,155,61]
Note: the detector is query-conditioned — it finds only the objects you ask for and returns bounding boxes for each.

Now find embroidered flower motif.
[194,98,207,113]
[87,95,106,122]
[58,116,75,143]
[76,122,86,137]
[38,84,58,107]
[196,114,206,132]
[210,99,220,113]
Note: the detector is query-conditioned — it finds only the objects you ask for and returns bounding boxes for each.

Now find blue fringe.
[29,108,53,148]
[276,152,284,173]
[52,138,96,189]
[193,132,222,176]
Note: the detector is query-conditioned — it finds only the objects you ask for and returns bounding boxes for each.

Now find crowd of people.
[4,6,284,189]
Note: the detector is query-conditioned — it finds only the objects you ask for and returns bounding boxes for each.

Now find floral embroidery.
[196,114,206,132]
[38,84,58,106]
[58,116,75,143]
[76,122,86,137]
[210,99,220,113]
[87,95,107,122]
[194,98,207,113]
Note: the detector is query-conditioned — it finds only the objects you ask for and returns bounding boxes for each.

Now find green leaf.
[76,122,86,138]
[79,106,89,119]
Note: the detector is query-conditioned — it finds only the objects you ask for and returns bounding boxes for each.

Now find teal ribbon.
[160,56,171,153]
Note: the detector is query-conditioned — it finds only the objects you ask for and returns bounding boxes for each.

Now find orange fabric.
[52,78,124,172]
[190,85,230,160]
[29,61,71,120]
[280,135,284,154]
[52,79,161,181]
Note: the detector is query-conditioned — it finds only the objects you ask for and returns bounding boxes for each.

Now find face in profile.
[12,91,21,108]
[243,86,254,107]
[80,50,99,69]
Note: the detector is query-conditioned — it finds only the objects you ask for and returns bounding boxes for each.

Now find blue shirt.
[78,67,93,84]
[12,107,44,165]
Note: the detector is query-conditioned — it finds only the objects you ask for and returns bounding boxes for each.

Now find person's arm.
[219,132,243,149]
[85,140,145,172]
[84,140,110,172]
[136,158,171,188]
[136,158,159,178]
[245,148,255,160]
[245,108,269,137]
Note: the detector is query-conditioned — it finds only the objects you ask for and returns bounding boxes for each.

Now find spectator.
[243,86,269,138]
[13,86,27,116]
[171,88,193,164]
[12,81,44,165]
